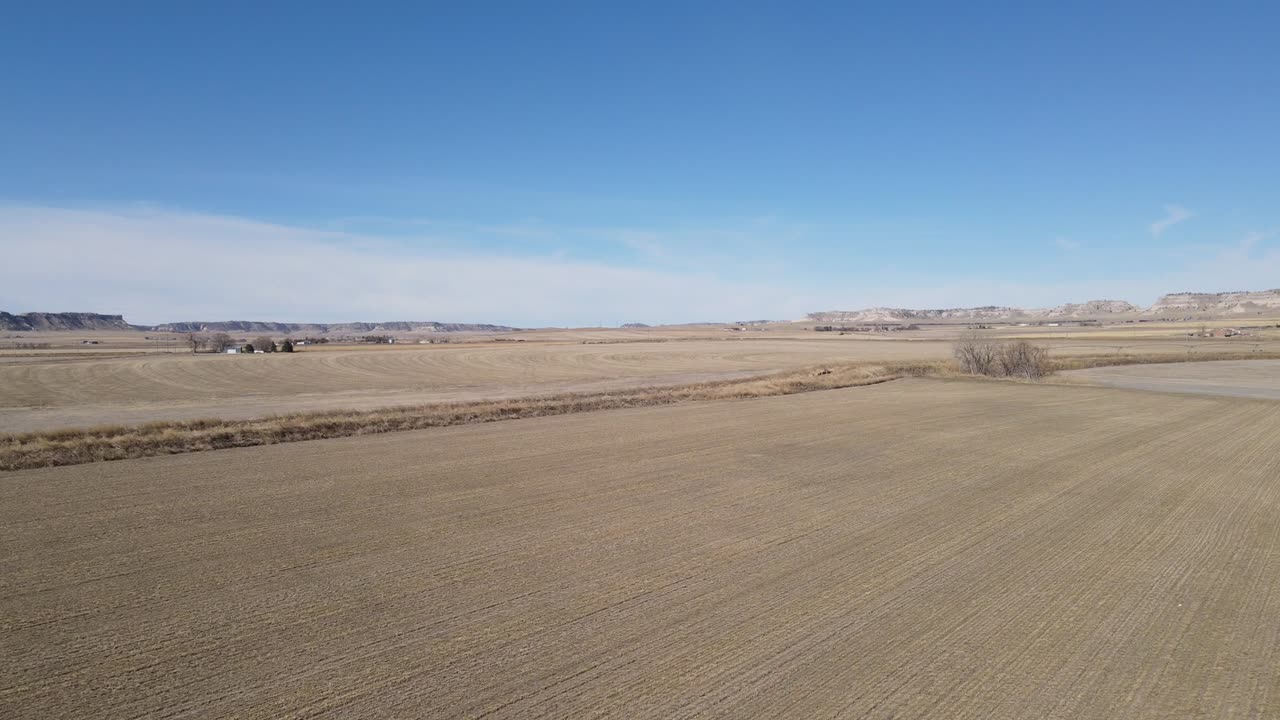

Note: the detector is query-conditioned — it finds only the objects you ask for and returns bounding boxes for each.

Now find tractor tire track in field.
[2,379,1278,718]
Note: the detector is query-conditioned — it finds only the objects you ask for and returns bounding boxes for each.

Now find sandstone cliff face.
[0,312,138,332]
[2,312,517,334]
[1142,290,1280,316]
[149,320,517,334]
[806,291,1280,324]
[1042,300,1143,318]
[150,321,327,334]
[807,300,1142,324]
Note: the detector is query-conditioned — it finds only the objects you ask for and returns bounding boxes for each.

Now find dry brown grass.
[0,362,942,471]
[5,350,1278,472]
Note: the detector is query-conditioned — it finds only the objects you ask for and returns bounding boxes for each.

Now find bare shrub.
[998,340,1050,380]
[955,331,1050,380]
[953,329,998,375]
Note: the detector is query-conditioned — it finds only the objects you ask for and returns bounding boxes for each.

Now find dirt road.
[3,380,1278,717]
[1068,359,1280,400]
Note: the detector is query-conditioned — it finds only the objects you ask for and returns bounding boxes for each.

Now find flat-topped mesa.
[1143,290,1280,316]
[152,320,319,334]
[146,321,520,334]
[1038,300,1143,318]
[0,312,138,332]
[1,313,520,334]
[808,289,1280,323]
[807,300,1141,324]
[808,306,1010,324]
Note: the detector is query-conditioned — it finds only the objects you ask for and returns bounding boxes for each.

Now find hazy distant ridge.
[0,313,517,333]
[7,289,1279,333]
[809,290,1280,323]
[0,312,138,332]
[149,320,519,334]
[1141,290,1280,316]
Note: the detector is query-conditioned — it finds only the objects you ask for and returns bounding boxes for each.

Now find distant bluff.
[0,312,138,332]
[807,300,1143,324]
[808,289,1280,323]
[0,313,518,334]
[149,320,519,334]
[1142,290,1280,316]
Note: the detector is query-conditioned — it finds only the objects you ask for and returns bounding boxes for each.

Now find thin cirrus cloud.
[2,205,1275,325]
[1149,204,1194,237]
[1053,237,1081,252]
[0,205,824,327]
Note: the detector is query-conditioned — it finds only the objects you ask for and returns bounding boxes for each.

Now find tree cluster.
[184,333,294,354]
[953,330,1050,380]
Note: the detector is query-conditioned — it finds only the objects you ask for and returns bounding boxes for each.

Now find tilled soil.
[0,339,950,433]
[1067,358,1280,400]
[2,379,1278,718]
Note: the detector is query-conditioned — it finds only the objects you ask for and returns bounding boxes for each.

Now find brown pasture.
[3,379,1278,718]
[3,331,1274,434]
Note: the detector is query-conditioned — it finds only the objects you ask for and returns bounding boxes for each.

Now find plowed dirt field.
[1068,358,1280,400]
[0,339,950,433]
[3,379,1278,718]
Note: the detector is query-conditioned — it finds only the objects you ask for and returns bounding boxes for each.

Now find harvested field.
[1068,359,1280,400]
[0,339,950,407]
[3,335,1273,434]
[0,363,917,471]
[3,380,1279,718]
[0,339,950,433]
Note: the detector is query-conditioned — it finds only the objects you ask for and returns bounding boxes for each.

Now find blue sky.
[2,2,1277,325]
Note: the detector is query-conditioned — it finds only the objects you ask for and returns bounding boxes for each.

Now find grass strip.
[4,351,1278,472]
[0,363,937,471]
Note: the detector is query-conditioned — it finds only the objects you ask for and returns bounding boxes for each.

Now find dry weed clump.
[954,331,1050,379]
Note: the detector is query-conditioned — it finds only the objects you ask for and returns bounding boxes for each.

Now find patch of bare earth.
[1066,358,1280,399]
[3,380,1278,718]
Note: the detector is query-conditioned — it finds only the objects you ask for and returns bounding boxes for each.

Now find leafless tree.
[953,329,998,375]
[997,340,1049,380]
[955,330,1050,379]
[208,333,234,353]
[252,336,276,353]
[184,332,203,354]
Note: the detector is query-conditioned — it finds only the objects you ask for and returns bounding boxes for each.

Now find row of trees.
[246,337,294,353]
[185,333,293,354]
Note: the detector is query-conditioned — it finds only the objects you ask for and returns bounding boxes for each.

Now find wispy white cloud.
[0,205,822,326]
[2,205,1276,324]
[1155,229,1280,294]
[1210,229,1276,268]
[1238,230,1268,255]
[1150,204,1194,237]
[613,231,673,262]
